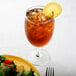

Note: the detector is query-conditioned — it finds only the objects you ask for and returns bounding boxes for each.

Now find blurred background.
[0,0,76,76]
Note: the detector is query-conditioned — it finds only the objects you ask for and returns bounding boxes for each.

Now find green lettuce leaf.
[17,69,35,76]
[0,67,5,76]
[0,55,6,62]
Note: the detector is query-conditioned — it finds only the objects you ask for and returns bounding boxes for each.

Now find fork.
[46,67,54,76]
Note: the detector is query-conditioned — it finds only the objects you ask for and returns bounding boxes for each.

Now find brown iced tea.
[25,8,54,47]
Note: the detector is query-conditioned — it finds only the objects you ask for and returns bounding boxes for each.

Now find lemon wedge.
[43,2,62,18]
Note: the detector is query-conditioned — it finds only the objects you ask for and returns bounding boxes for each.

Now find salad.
[0,55,38,76]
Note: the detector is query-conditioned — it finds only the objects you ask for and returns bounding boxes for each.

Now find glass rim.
[25,5,54,25]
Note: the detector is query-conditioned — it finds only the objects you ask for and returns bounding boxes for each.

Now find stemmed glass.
[24,6,54,67]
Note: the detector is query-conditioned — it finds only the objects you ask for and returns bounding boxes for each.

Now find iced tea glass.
[25,6,54,66]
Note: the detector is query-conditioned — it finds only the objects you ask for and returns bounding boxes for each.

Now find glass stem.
[36,48,40,58]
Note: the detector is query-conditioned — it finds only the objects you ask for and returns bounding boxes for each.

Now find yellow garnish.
[43,2,62,18]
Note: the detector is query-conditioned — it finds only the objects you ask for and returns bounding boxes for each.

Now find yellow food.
[16,64,25,72]
[43,2,62,18]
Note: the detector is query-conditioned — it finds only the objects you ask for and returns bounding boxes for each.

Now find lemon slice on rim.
[43,2,62,18]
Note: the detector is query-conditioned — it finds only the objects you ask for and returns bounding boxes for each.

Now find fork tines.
[46,67,54,76]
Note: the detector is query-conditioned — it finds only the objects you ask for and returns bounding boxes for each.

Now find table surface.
[0,0,76,76]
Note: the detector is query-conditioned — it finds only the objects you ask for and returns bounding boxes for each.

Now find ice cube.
[33,9,36,12]
[38,15,42,22]
[31,12,36,15]
[38,9,42,13]
[41,15,46,21]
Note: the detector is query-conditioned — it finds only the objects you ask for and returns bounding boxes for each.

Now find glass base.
[27,48,51,75]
